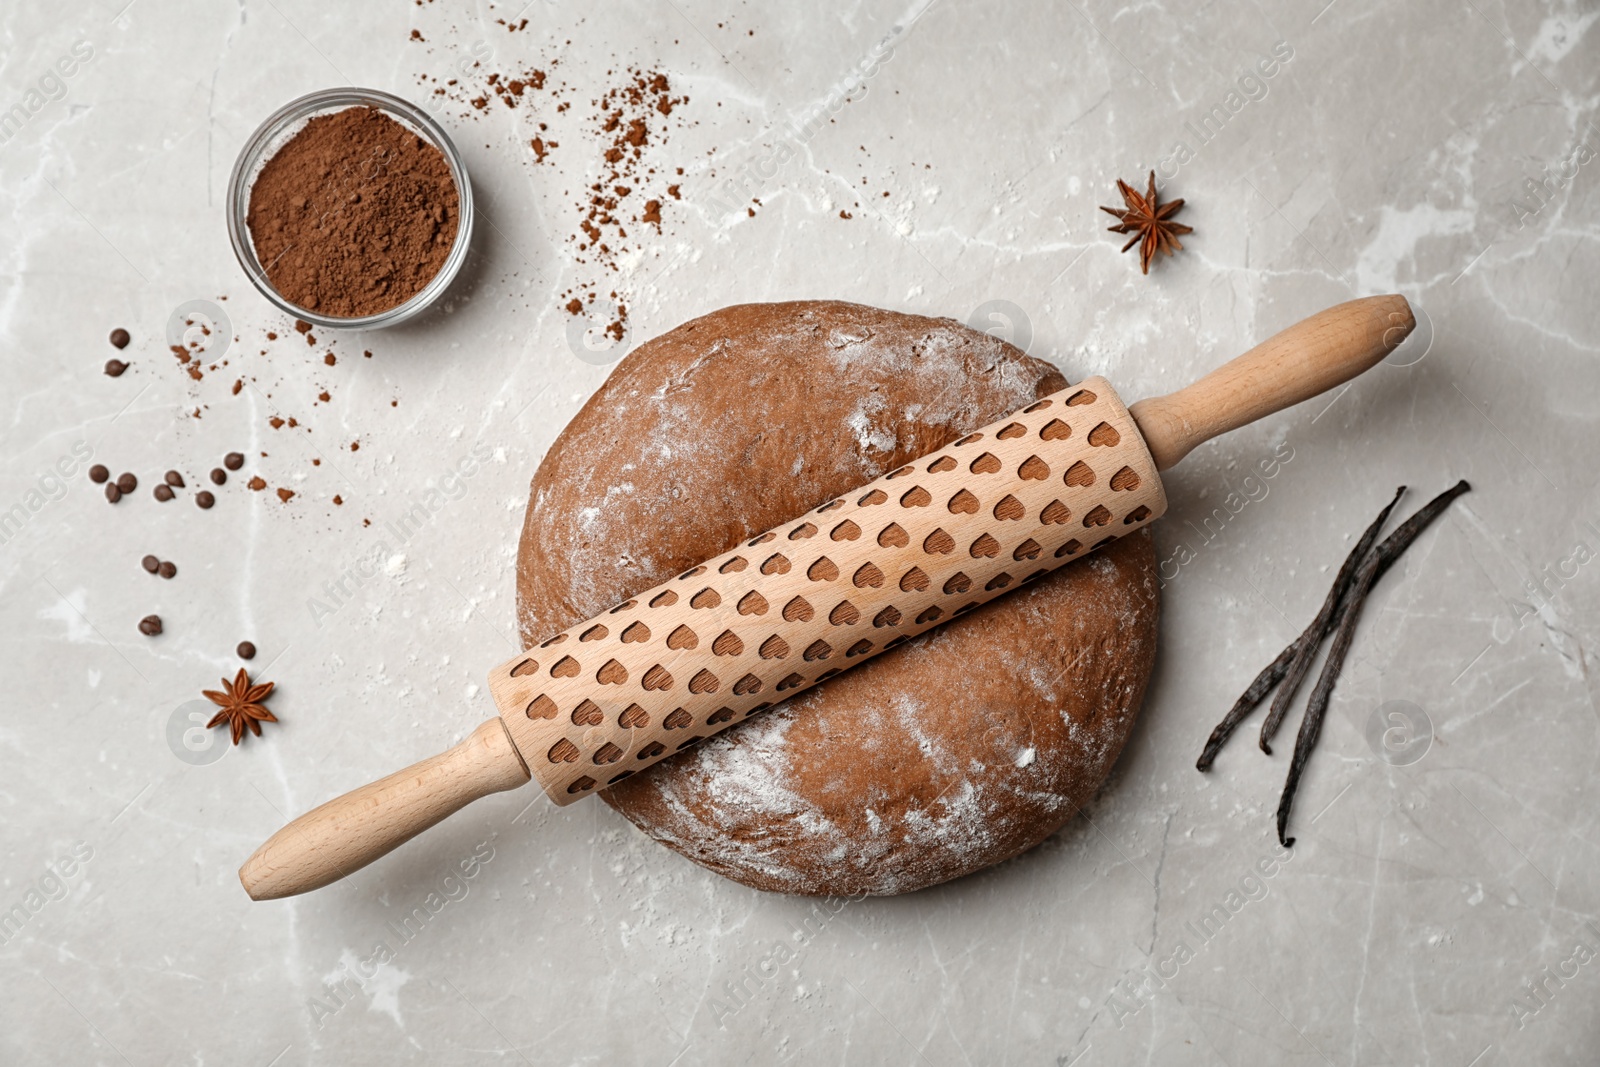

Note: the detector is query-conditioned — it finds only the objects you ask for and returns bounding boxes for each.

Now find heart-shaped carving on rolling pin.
[240,294,1415,900]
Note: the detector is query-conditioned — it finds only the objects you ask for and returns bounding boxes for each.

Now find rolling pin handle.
[238,718,530,901]
[1129,294,1414,471]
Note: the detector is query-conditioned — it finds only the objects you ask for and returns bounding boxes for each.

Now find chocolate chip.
[138,614,162,636]
[157,561,176,579]
[164,470,185,488]
[195,490,215,509]
[224,452,244,471]
[153,484,174,502]
[237,641,256,660]
[89,464,109,484]
[104,359,129,377]
[141,554,160,573]
[105,484,122,503]
[209,468,226,485]
[116,472,137,493]
[109,328,130,349]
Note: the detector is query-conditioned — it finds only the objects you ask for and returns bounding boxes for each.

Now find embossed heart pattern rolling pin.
[240,294,1415,900]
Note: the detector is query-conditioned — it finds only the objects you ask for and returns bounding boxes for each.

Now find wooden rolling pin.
[241,294,1414,899]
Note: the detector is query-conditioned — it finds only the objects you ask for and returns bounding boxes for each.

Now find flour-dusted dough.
[517,301,1159,895]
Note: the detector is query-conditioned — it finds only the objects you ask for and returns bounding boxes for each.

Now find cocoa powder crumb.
[246,107,460,318]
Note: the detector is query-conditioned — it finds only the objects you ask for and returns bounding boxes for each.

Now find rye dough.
[517,300,1159,895]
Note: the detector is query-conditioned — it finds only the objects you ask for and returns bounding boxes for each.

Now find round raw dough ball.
[518,301,1159,896]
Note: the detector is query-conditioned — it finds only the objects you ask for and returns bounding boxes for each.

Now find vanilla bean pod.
[1195,645,1298,772]
[1276,480,1471,845]
[1195,486,1406,772]
[1258,486,1406,754]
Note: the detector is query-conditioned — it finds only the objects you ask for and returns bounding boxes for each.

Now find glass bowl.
[226,87,474,330]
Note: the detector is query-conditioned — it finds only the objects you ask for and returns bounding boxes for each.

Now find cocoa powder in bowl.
[245,106,460,318]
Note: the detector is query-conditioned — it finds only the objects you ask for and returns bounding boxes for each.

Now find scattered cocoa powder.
[552,70,687,339]
[416,52,689,340]
[246,106,461,318]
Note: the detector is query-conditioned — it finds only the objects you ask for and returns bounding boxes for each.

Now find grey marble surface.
[3,1,1598,1064]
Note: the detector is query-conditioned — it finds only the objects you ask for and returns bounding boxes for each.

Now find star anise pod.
[203,668,278,745]
[1101,170,1193,274]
